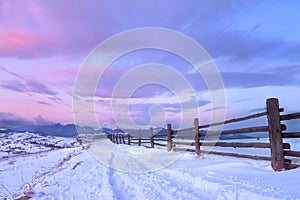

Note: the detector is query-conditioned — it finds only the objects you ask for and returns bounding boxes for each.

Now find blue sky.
[0,1,300,129]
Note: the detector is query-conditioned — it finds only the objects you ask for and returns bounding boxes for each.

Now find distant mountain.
[6,124,78,137]
[2,123,268,140]
[0,128,9,133]
[101,128,124,134]
[154,127,167,136]
[3,123,127,137]
[203,132,267,140]
[38,124,79,137]
[218,134,254,140]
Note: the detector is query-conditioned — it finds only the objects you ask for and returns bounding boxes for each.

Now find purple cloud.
[36,101,52,106]
[221,69,300,89]
[1,0,298,63]
[0,66,58,96]
[26,80,57,96]
[48,96,63,103]
[1,80,27,93]
[1,79,57,96]
[34,114,53,125]
[1,1,300,127]
[0,112,54,127]
[0,112,31,127]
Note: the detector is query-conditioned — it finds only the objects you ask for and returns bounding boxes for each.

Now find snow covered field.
[0,132,80,158]
[0,132,299,199]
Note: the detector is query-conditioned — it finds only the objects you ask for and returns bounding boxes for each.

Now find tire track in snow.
[161,166,282,200]
[107,158,202,199]
[100,151,168,199]
[105,152,150,200]
[31,149,113,199]
[153,168,213,199]
[106,153,120,199]
[16,148,83,199]
[203,171,287,199]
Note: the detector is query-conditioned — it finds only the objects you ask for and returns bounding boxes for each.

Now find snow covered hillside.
[0,133,299,199]
[0,132,80,158]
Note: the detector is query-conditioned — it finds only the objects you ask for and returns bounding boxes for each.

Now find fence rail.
[107,98,300,171]
[282,132,300,138]
[280,112,300,121]
[280,109,300,170]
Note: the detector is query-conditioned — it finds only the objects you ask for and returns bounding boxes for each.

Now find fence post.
[266,98,285,171]
[119,134,122,144]
[122,133,125,144]
[128,132,131,145]
[167,124,172,151]
[150,127,154,148]
[194,118,200,157]
[115,134,119,144]
[138,129,141,146]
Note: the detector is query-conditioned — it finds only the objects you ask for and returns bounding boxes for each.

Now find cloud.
[249,108,266,113]
[1,1,299,92]
[34,115,53,125]
[221,70,300,89]
[0,112,31,127]
[48,96,63,103]
[196,29,287,62]
[0,65,23,78]
[1,0,297,62]
[1,1,300,128]
[1,79,57,96]
[90,88,205,128]
[0,80,27,93]
[0,112,54,127]
[0,31,43,58]
[26,80,57,95]
[232,98,251,104]
[0,66,58,96]
[180,2,300,68]
[37,101,52,106]
[203,106,225,112]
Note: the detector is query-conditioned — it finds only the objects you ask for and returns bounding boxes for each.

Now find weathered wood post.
[127,132,131,145]
[108,134,112,142]
[119,134,121,144]
[115,134,119,144]
[194,118,200,157]
[150,127,154,148]
[112,134,115,143]
[138,129,141,146]
[167,124,172,151]
[122,133,125,144]
[267,98,285,171]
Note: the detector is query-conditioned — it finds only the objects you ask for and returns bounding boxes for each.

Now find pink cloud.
[0,1,96,59]
[0,1,189,59]
[26,92,35,97]
[49,67,78,87]
[0,31,37,47]
[0,89,72,123]
[0,31,41,56]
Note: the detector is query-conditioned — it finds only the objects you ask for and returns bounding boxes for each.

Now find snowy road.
[1,142,300,199]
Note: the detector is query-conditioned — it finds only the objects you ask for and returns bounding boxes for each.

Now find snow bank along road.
[1,139,300,199]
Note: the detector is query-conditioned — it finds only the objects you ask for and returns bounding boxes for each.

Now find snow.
[0,132,80,159]
[0,132,299,199]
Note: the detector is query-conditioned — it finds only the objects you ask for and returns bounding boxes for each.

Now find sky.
[0,0,300,129]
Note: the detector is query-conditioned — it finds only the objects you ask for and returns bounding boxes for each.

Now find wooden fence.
[108,98,300,171]
[109,128,168,148]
